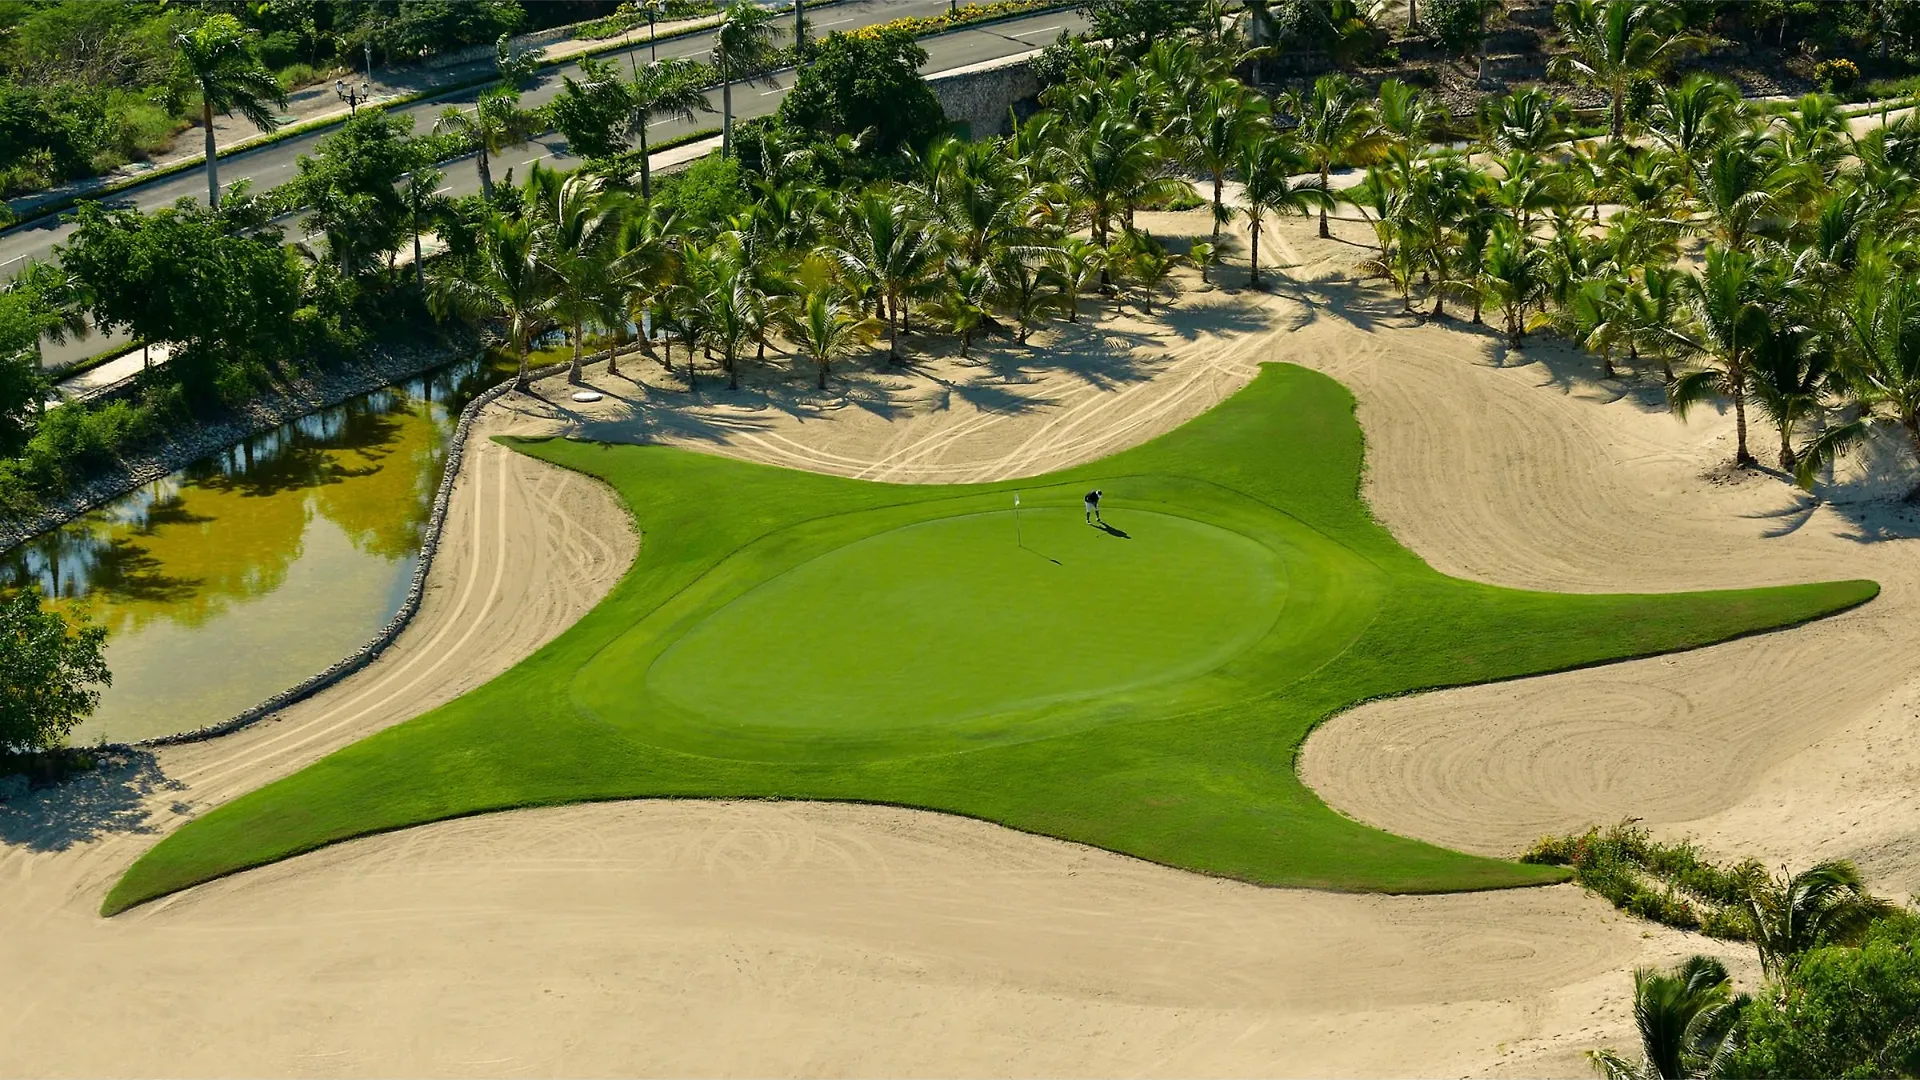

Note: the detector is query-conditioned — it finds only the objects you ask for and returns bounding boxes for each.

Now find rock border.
[129,357,580,749]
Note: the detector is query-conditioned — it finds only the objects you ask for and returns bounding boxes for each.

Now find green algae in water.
[1,356,517,744]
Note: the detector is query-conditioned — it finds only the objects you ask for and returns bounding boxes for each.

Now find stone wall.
[928,48,1043,139]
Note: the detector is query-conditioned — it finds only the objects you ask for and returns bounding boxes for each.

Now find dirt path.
[7,205,1895,1076]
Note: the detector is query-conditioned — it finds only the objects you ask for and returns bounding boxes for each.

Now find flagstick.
[1014,491,1023,549]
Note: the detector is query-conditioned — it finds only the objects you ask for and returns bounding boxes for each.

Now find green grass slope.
[104,365,1878,913]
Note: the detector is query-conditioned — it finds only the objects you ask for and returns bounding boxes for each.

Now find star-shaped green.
[107,366,1874,913]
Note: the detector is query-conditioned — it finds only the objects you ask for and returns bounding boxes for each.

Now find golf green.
[105,364,1879,914]
[645,509,1287,736]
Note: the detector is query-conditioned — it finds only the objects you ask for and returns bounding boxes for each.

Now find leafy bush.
[1420,0,1490,56]
[1721,912,1920,1078]
[1815,57,1861,93]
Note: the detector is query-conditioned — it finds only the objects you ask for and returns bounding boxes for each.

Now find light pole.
[336,79,371,115]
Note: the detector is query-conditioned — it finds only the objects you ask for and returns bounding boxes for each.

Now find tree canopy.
[0,587,109,754]
[776,29,946,155]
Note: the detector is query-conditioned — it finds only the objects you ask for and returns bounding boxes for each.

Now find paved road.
[10,1,1084,367]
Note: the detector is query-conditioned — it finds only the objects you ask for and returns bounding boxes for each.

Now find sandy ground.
[3,204,1911,1076]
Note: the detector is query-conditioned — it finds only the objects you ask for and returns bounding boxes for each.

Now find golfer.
[1084,488,1103,525]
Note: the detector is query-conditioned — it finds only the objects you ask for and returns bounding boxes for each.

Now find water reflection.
[0,353,520,744]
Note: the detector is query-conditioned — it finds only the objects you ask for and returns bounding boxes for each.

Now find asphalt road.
[12,2,1086,368]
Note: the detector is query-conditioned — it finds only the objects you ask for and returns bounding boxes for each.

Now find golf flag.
[1014,492,1020,507]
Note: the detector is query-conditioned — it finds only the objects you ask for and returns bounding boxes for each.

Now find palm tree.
[713,0,783,158]
[1375,77,1436,152]
[993,250,1064,345]
[1480,85,1568,155]
[1745,314,1830,473]
[925,256,993,357]
[1481,222,1545,348]
[1647,73,1739,182]
[1044,113,1188,284]
[1669,245,1773,468]
[1588,956,1747,1080]
[399,167,449,290]
[434,90,537,200]
[1287,74,1386,238]
[1743,861,1892,978]
[785,285,878,389]
[1237,136,1331,289]
[1691,132,1796,254]
[1551,0,1706,142]
[1047,237,1107,323]
[603,200,678,378]
[829,192,935,364]
[175,14,288,209]
[1113,230,1184,315]
[1177,80,1269,252]
[527,167,625,385]
[428,212,555,389]
[1798,255,1920,493]
[627,58,714,200]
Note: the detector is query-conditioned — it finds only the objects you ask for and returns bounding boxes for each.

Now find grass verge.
[103,364,1877,914]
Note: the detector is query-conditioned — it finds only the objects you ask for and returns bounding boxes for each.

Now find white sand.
[1,206,1906,1076]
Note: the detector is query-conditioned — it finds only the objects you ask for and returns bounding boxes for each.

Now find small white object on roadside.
[571,390,604,403]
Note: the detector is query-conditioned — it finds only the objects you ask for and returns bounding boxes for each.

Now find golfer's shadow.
[1092,521,1131,539]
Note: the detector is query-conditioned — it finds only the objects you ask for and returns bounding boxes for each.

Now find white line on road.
[759,85,790,96]
[1009,24,1064,36]
[520,152,556,166]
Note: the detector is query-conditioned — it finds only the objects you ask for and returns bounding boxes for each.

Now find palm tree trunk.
[478,151,494,200]
[515,338,530,390]
[888,303,901,364]
[569,319,583,384]
[1212,176,1224,241]
[609,331,622,378]
[1733,383,1754,466]
[413,226,424,289]
[727,348,739,390]
[722,80,734,157]
[1319,167,1331,238]
[1610,90,1625,142]
[1779,426,1796,473]
[818,356,828,390]
[1249,222,1262,288]
[203,100,220,208]
[638,119,652,201]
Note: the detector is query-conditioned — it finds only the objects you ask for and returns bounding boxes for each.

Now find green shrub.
[1815,57,1861,93]
[1525,822,1757,939]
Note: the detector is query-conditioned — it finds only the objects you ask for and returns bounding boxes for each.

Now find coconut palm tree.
[1113,230,1184,315]
[1176,80,1270,251]
[1745,311,1831,473]
[924,257,993,357]
[993,249,1064,344]
[1798,253,1920,492]
[1490,151,1560,236]
[602,201,679,377]
[785,286,878,389]
[434,90,538,200]
[1550,0,1706,142]
[175,14,288,209]
[829,192,934,364]
[1743,860,1892,978]
[1691,131,1797,254]
[1481,221,1545,347]
[1480,85,1569,155]
[427,212,555,389]
[1287,73,1386,238]
[1669,245,1774,467]
[399,167,449,290]
[713,0,783,158]
[627,58,714,200]
[1047,237,1107,323]
[1375,77,1437,153]
[527,167,625,384]
[1044,113,1188,283]
[1588,955,1748,1080]
[1647,73,1740,181]
[1237,136,1331,289]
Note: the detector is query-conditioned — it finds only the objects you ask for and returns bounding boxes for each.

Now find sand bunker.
[3,206,1911,1075]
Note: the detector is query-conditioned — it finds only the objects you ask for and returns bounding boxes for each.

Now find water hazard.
[1,354,519,745]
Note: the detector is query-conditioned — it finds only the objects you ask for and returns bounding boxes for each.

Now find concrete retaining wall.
[927,49,1042,138]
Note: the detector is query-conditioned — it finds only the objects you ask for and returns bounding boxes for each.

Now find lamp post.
[336,79,371,115]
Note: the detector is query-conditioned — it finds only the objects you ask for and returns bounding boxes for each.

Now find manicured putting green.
[648,509,1285,734]
[105,364,1879,914]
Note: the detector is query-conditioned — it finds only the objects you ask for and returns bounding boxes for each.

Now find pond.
[1,352,526,745]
